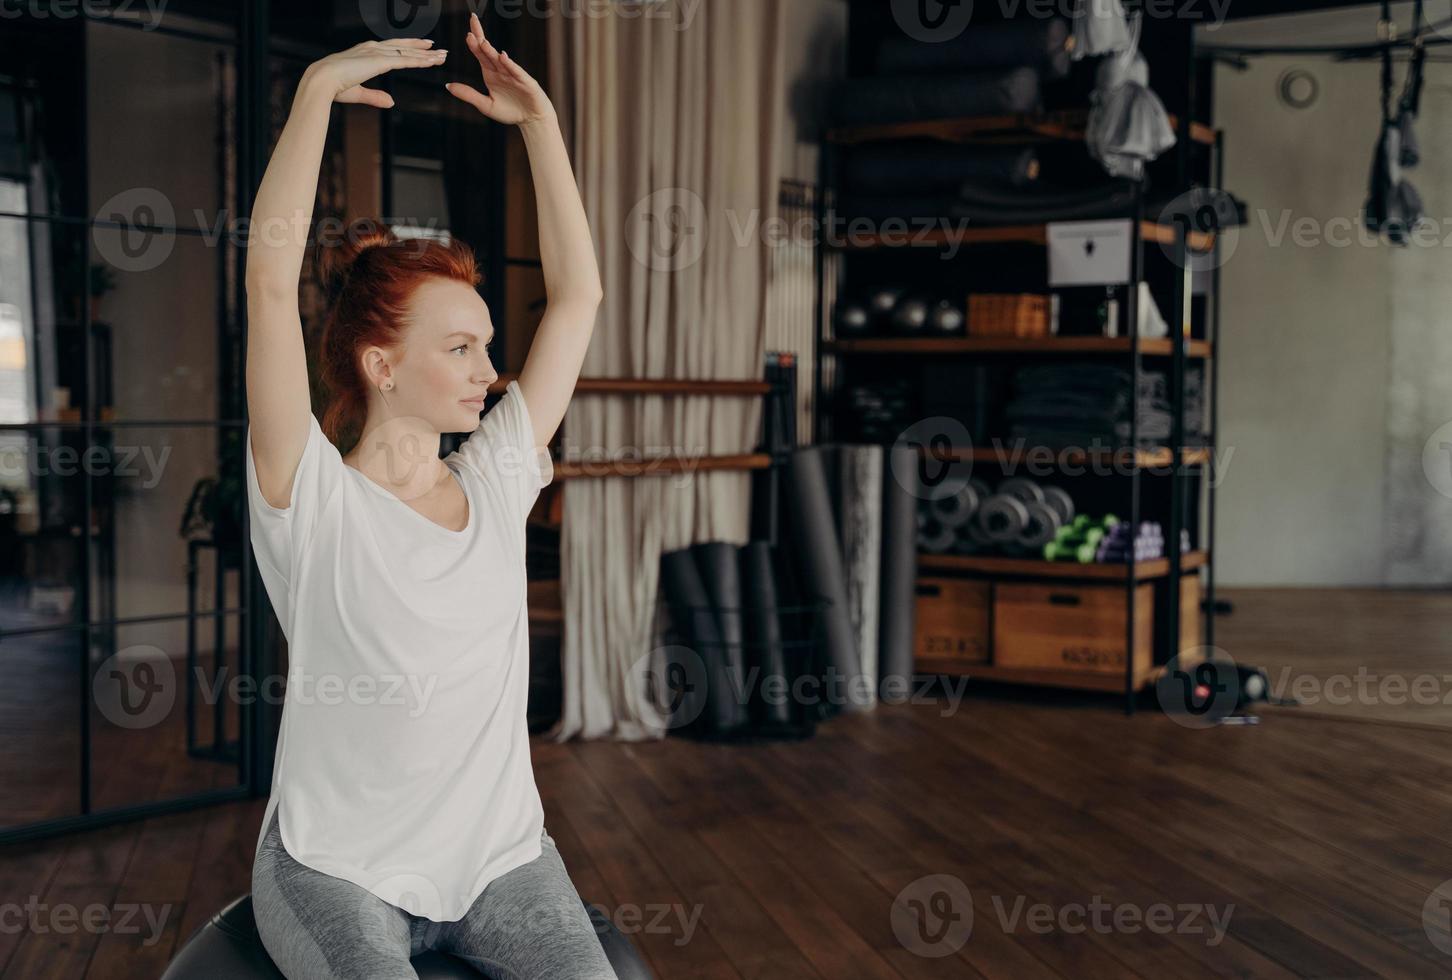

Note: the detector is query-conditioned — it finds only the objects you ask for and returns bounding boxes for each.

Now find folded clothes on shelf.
[1004,364,1205,448]
[831,66,1042,126]
[842,144,1039,195]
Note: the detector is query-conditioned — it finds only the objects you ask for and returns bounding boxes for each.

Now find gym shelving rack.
[813,102,1223,712]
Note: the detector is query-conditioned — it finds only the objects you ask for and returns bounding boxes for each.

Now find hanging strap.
[1398,0,1426,117]
[1379,0,1394,124]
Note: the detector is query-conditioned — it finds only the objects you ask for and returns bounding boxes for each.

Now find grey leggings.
[252,809,618,979]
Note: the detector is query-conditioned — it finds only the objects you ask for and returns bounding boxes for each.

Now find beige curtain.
[542,0,788,741]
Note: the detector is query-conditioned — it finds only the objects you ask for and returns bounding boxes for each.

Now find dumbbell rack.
[813,110,1223,714]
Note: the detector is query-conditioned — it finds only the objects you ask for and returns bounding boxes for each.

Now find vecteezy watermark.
[1266,666,1452,709]
[947,437,1234,489]
[988,894,1235,946]
[891,876,1235,957]
[0,441,171,485]
[1422,420,1452,500]
[194,667,442,717]
[0,897,173,945]
[359,0,443,38]
[1155,647,1240,729]
[892,874,974,957]
[889,0,976,42]
[0,0,169,29]
[587,901,704,947]
[888,0,1233,41]
[486,0,704,31]
[630,647,970,730]
[92,646,176,730]
[88,192,449,274]
[1423,879,1452,956]
[624,188,982,271]
[92,648,448,730]
[891,416,974,501]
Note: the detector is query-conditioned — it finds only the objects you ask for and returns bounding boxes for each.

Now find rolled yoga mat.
[843,145,1038,194]
[831,66,1041,127]
[692,541,749,735]
[875,18,1072,78]
[657,547,720,735]
[784,447,871,714]
[950,178,1141,224]
[832,446,883,710]
[878,443,921,701]
[739,541,792,728]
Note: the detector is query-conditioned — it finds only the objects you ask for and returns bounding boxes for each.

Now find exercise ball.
[159,893,656,980]
[890,295,931,335]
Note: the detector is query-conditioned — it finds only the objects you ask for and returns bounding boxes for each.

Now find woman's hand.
[445,11,555,126]
[303,39,448,109]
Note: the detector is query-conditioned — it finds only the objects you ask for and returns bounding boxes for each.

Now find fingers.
[356,87,396,109]
[375,48,447,73]
[444,81,494,115]
[465,31,499,75]
[371,37,435,49]
[338,85,396,109]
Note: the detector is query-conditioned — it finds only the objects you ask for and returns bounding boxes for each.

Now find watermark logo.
[359,0,442,38]
[0,897,173,944]
[892,874,973,957]
[1156,647,1239,729]
[891,416,973,501]
[631,644,710,730]
[1156,189,1240,272]
[92,645,176,730]
[93,188,175,273]
[1423,879,1452,956]
[365,871,447,931]
[1422,420,1452,499]
[889,0,975,42]
[625,187,708,273]
[0,0,169,30]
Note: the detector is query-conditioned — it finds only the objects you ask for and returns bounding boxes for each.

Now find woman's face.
[372,276,498,434]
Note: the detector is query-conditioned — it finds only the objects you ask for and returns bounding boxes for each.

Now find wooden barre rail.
[553,452,772,480]
[488,374,772,397]
[489,374,780,479]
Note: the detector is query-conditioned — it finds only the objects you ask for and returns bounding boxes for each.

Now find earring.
[382,382,394,391]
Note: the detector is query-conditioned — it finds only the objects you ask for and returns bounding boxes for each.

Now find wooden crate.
[914,577,991,666]
[993,581,1153,676]
[1180,572,1203,653]
[967,293,1049,339]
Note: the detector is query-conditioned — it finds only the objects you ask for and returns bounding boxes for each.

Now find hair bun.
[318,217,399,304]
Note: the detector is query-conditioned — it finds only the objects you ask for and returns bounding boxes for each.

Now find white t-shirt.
[244,379,553,922]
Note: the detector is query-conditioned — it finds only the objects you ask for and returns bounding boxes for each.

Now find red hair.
[316,218,481,447]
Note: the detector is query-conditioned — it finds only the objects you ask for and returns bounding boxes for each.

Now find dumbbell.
[891,294,931,335]
[928,300,965,336]
[835,301,871,337]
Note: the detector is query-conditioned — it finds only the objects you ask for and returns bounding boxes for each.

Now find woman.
[244,14,608,979]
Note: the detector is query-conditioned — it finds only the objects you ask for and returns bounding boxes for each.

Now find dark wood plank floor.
[5,680,1452,979]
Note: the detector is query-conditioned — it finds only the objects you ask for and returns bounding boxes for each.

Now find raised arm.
[446,12,603,452]
[246,39,447,508]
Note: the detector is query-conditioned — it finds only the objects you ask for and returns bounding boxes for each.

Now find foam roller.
[693,542,749,736]
[739,541,791,728]
[879,442,920,701]
[784,447,871,714]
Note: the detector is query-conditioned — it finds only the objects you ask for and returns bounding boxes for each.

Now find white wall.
[1212,49,1452,586]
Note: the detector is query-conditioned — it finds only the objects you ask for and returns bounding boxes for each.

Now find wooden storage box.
[914,577,991,666]
[967,293,1050,338]
[1179,572,1203,654]
[993,581,1153,677]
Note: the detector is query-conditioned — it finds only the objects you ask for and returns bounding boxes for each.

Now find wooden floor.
[1219,587,1452,728]
[4,678,1452,978]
